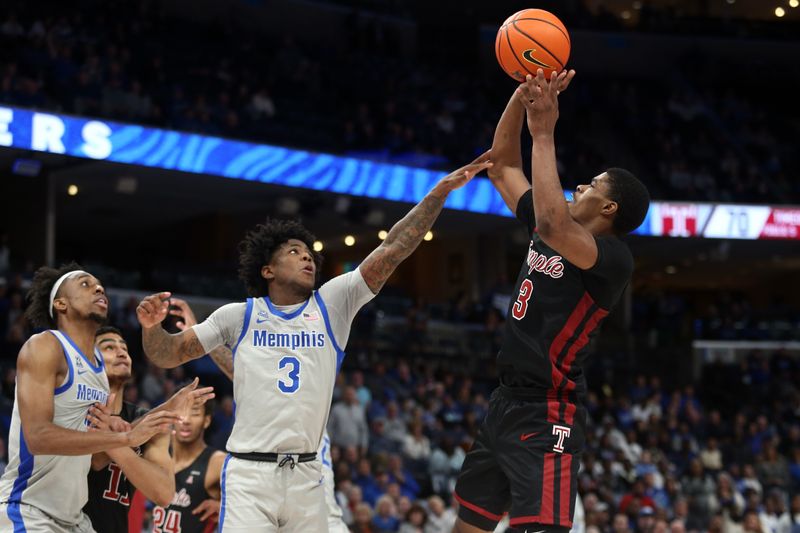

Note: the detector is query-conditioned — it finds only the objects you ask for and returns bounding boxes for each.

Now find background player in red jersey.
[451,70,651,533]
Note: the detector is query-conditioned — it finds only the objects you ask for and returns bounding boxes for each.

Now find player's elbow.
[152,483,175,507]
[153,492,173,508]
[22,425,47,455]
[486,164,504,181]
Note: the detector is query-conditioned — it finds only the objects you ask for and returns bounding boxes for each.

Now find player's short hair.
[95,325,123,339]
[605,168,650,235]
[25,261,85,329]
[238,218,323,297]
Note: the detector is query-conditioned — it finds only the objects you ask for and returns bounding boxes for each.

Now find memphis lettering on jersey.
[527,242,565,279]
[252,330,325,350]
[76,383,109,403]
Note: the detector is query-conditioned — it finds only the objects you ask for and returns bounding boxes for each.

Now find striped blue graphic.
[0,105,516,217]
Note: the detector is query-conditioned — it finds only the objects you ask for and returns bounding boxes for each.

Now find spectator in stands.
[398,503,427,533]
[372,494,399,532]
[402,421,430,464]
[352,502,375,533]
[424,495,455,533]
[427,435,464,498]
[329,385,370,454]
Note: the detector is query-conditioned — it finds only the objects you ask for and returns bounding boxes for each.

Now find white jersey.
[194,269,374,454]
[319,431,343,519]
[0,330,109,525]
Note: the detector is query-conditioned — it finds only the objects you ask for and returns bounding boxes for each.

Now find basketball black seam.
[512,21,566,69]
[513,17,571,45]
[505,28,537,79]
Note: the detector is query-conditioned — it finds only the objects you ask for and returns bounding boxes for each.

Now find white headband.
[49,270,88,319]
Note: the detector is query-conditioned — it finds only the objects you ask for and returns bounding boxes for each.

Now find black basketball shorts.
[454,386,586,531]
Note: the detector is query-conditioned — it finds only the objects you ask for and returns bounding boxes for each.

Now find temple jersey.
[84,402,147,532]
[152,447,217,533]
[193,269,375,454]
[0,330,109,525]
[499,190,633,400]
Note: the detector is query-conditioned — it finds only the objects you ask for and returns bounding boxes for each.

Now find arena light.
[67,184,79,196]
[378,230,388,240]
[775,6,786,16]
[313,241,323,252]
[424,231,434,241]
[790,0,798,8]
[344,235,355,247]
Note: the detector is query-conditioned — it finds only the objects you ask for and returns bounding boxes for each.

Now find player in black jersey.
[452,70,650,533]
[152,398,225,533]
[84,326,174,532]
[84,326,215,533]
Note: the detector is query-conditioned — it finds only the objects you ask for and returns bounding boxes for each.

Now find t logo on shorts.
[552,424,571,453]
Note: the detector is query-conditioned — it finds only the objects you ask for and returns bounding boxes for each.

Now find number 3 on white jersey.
[278,356,301,393]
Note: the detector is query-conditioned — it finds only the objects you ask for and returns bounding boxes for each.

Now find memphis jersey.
[319,431,343,521]
[0,330,109,525]
[194,269,375,454]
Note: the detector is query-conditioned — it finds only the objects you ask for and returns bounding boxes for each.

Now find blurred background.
[0,0,799,531]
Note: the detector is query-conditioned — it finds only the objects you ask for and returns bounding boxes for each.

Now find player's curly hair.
[605,168,651,235]
[238,218,323,298]
[25,261,85,329]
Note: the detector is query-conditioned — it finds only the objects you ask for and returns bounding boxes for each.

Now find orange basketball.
[495,9,571,83]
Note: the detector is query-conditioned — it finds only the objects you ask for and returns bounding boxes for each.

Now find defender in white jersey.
[0,264,179,533]
[167,297,350,532]
[135,151,493,532]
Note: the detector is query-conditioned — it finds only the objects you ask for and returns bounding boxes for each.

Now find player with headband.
[0,263,180,533]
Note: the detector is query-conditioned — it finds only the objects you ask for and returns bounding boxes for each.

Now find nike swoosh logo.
[77,369,88,375]
[521,49,553,70]
[256,318,268,324]
[520,432,539,441]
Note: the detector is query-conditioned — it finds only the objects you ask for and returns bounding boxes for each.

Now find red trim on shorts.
[559,453,573,526]
[509,515,543,526]
[540,452,556,523]
[454,491,504,521]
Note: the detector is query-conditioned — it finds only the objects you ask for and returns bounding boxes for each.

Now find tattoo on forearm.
[361,193,445,293]
[209,346,234,380]
[142,327,177,367]
[142,327,205,368]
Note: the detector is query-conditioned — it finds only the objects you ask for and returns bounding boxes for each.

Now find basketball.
[495,9,571,83]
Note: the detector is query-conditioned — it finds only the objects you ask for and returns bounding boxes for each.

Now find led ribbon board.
[0,106,509,216]
[2,106,798,240]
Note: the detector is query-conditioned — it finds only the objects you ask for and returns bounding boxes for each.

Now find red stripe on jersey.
[539,452,556,524]
[546,390,560,424]
[547,292,594,422]
[559,305,608,423]
[453,492,505,521]
[559,453,573,526]
[560,306,609,379]
[548,292,594,363]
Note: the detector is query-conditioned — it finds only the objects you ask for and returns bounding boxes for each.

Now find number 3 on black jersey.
[512,279,534,320]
